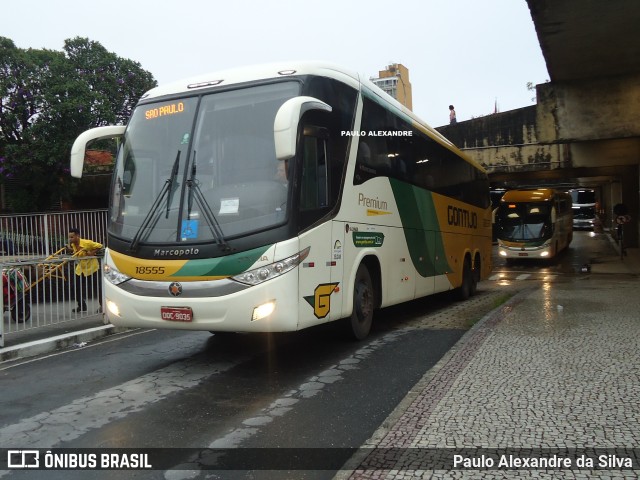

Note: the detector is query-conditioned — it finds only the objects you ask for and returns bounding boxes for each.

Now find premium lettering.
[358,193,388,210]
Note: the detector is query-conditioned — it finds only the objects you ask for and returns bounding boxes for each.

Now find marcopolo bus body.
[495,188,573,261]
[70,62,492,339]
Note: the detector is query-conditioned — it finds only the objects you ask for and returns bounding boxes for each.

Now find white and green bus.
[70,62,492,339]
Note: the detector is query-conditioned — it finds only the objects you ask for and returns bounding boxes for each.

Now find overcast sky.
[3,0,549,127]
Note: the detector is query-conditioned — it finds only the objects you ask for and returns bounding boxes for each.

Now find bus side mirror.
[70,125,126,178]
[551,207,557,223]
[273,96,332,161]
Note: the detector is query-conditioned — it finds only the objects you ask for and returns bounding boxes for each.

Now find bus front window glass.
[109,82,300,243]
[109,97,198,240]
[190,81,300,238]
[497,203,552,241]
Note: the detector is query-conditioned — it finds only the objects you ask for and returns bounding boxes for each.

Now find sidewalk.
[338,242,640,478]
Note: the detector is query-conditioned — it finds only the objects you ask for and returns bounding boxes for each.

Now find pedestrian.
[449,105,457,125]
[67,227,103,313]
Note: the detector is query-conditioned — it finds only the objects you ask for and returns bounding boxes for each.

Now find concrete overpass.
[437,0,640,247]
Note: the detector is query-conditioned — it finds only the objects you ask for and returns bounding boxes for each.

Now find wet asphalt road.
[1,295,470,480]
[0,231,621,480]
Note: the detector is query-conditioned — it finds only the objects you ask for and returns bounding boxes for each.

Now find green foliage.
[0,36,157,212]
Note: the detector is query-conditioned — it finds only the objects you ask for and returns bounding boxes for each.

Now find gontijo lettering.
[447,205,478,229]
[145,102,185,120]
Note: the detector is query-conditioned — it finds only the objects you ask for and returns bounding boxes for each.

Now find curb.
[0,324,130,364]
[333,286,536,479]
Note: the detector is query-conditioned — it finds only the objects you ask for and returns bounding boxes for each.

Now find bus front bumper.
[103,274,299,332]
[498,242,551,259]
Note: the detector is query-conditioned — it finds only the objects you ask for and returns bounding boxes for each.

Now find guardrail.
[1,210,107,259]
[1,210,107,347]
[1,256,104,347]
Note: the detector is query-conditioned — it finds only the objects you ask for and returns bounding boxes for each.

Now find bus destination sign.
[145,102,185,120]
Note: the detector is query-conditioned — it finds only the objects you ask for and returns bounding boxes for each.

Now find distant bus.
[490,189,507,210]
[570,188,597,230]
[495,188,573,261]
[70,62,492,340]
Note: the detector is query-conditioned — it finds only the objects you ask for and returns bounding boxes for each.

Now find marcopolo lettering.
[447,205,478,229]
[153,248,200,257]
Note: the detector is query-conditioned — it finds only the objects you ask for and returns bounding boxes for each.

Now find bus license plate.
[161,306,193,322]
[518,252,529,257]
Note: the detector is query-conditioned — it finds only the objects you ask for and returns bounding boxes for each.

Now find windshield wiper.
[186,152,228,250]
[129,151,180,252]
[166,152,181,219]
[187,152,197,219]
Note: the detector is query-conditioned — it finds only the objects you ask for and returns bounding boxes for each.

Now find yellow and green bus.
[70,62,492,339]
[496,188,573,261]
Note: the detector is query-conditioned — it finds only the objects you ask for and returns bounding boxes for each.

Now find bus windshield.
[573,205,596,219]
[496,202,552,241]
[109,81,300,244]
[570,189,595,205]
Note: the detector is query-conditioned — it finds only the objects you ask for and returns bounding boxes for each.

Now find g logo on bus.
[304,283,339,319]
[169,282,183,297]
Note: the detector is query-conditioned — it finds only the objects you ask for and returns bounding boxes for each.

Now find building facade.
[370,63,413,110]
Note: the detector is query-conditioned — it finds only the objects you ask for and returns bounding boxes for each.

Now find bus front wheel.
[348,264,374,340]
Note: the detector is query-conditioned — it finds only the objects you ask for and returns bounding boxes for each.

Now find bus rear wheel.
[470,254,481,296]
[455,256,473,301]
[348,264,374,340]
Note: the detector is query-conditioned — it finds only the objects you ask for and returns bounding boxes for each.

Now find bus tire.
[348,264,374,340]
[470,254,480,296]
[455,257,473,301]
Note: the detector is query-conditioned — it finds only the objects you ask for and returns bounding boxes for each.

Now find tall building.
[370,63,413,110]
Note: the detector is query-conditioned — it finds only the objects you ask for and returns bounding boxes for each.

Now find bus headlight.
[106,300,121,317]
[231,247,310,286]
[252,300,276,321]
[104,264,131,285]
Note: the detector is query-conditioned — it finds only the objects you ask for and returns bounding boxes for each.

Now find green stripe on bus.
[389,178,451,277]
[172,245,271,277]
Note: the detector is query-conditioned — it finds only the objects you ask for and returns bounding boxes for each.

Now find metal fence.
[1,210,108,347]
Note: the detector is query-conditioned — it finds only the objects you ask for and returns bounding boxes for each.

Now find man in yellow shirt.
[68,227,103,313]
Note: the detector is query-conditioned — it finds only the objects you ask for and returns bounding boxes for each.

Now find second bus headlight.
[104,263,131,285]
[231,247,310,286]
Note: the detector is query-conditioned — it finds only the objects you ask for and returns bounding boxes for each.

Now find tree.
[0,36,157,212]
